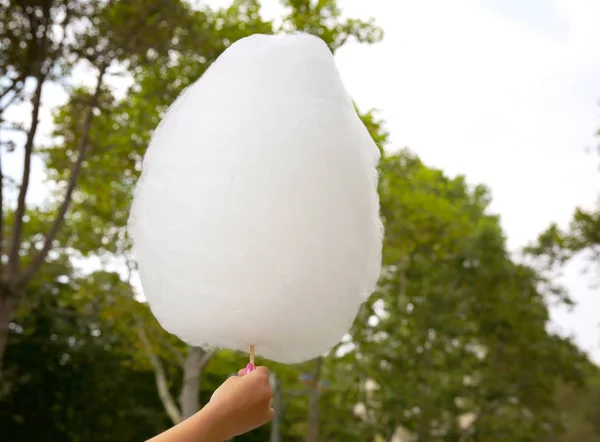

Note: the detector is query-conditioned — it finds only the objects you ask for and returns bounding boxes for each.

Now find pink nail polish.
[244,363,254,374]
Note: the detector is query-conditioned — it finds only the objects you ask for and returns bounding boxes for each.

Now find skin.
[147,366,275,442]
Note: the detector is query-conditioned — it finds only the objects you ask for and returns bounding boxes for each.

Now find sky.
[4,0,600,362]
[325,0,600,361]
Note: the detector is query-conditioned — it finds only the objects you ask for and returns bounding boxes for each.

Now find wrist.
[194,403,230,442]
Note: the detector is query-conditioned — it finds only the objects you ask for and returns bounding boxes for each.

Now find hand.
[206,366,275,439]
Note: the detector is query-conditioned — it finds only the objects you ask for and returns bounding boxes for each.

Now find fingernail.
[244,363,254,374]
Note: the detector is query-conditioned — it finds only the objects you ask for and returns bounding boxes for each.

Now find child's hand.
[206,366,274,439]
[146,366,274,442]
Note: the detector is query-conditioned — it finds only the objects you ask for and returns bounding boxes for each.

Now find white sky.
[324,0,600,362]
[3,0,599,362]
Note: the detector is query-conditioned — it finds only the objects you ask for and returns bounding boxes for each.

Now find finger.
[251,366,270,379]
[267,408,275,421]
[238,368,247,376]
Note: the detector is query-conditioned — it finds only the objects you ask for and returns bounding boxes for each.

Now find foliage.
[38,0,385,430]
[0,261,168,442]
[0,1,597,441]
[527,204,600,274]
[0,0,236,367]
[526,128,599,276]
[555,366,600,442]
[338,151,589,441]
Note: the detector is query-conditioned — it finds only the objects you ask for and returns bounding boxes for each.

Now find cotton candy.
[128,33,383,364]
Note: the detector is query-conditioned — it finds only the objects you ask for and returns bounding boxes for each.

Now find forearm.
[147,405,228,442]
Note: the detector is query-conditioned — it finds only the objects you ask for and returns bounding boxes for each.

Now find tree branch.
[156,331,185,367]
[137,324,182,425]
[178,346,213,420]
[0,123,27,134]
[199,348,213,368]
[17,64,108,289]
[144,319,185,366]
[4,2,54,284]
[0,74,26,104]
[4,71,46,283]
[0,147,4,263]
[0,78,26,114]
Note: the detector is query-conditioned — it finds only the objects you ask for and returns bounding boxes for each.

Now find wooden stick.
[249,344,255,366]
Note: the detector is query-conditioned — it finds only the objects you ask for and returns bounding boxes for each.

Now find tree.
[526,125,599,279]
[0,262,169,441]
[7,2,591,441]
[527,204,600,280]
[554,365,600,442]
[521,110,600,442]
[41,0,384,427]
[341,150,589,441]
[0,0,209,368]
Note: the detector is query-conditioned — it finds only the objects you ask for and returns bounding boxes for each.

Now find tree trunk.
[270,374,282,442]
[306,357,323,442]
[136,325,182,425]
[0,290,15,371]
[5,72,45,279]
[17,65,107,289]
[179,346,212,420]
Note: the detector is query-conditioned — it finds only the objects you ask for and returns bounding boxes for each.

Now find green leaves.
[279,0,383,52]
[34,2,388,439]
[3,1,597,441]
[345,150,589,441]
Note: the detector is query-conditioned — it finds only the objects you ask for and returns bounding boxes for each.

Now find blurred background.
[1,0,599,441]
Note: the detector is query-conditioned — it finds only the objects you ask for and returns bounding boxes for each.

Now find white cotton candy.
[128,33,383,364]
